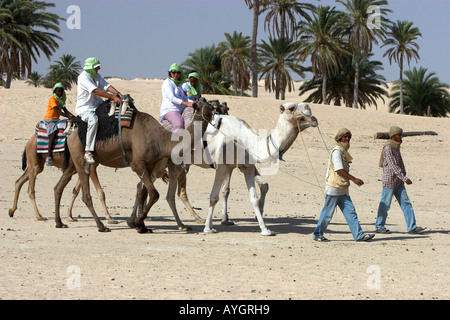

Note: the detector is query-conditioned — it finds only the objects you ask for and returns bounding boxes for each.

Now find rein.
[117,94,131,167]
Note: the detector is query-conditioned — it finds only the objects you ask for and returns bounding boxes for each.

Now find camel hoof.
[126,217,136,228]
[221,220,235,226]
[203,227,217,234]
[36,217,47,221]
[56,223,68,229]
[8,209,15,218]
[178,225,192,231]
[107,219,118,224]
[261,229,275,236]
[137,226,152,234]
[99,227,111,232]
[69,217,78,222]
[195,218,205,224]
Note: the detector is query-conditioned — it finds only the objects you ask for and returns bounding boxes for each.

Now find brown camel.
[53,98,214,233]
[8,133,117,223]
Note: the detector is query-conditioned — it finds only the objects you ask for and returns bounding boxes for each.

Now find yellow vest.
[326,146,350,189]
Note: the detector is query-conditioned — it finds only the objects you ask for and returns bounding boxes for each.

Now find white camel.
[202,102,318,236]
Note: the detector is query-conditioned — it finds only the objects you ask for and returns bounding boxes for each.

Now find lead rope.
[297,122,325,196]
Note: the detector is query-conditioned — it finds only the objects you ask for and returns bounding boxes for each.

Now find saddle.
[36,120,72,154]
[77,95,137,149]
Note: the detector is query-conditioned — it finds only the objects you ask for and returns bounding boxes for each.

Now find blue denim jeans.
[314,194,365,241]
[376,183,417,232]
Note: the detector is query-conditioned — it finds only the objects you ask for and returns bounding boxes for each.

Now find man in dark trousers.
[376,126,425,234]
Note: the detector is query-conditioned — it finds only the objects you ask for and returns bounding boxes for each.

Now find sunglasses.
[171,71,181,74]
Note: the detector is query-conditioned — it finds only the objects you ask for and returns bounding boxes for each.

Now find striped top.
[381,145,408,188]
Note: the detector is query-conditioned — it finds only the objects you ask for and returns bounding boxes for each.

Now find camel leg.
[128,182,147,225]
[220,169,234,226]
[254,168,269,215]
[27,163,46,221]
[66,178,81,222]
[166,162,191,231]
[128,165,159,233]
[88,165,117,224]
[77,167,110,232]
[177,170,205,224]
[178,178,205,224]
[67,167,117,224]
[178,164,205,224]
[9,169,30,218]
[54,167,76,229]
[204,166,231,234]
[241,166,274,236]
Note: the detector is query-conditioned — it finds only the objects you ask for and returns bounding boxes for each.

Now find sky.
[32,0,450,84]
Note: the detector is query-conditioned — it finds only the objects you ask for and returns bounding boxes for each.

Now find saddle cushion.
[161,107,194,131]
[36,120,67,154]
[77,100,136,149]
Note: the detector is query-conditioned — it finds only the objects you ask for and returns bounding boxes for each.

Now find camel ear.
[279,105,285,113]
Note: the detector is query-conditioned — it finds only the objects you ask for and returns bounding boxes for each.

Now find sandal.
[358,234,375,241]
[375,228,391,234]
[46,157,53,166]
[314,236,330,242]
[408,227,426,234]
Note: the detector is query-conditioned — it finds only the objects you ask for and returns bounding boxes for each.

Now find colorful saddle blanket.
[161,107,194,131]
[36,120,67,154]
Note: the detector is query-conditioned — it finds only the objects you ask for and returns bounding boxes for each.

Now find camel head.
[279,102,318,131]
[201,98,230,115]
[192,100,215,126]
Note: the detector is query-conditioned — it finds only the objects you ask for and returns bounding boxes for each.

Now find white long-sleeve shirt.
[159,78,188,121]
[75,71,111,115]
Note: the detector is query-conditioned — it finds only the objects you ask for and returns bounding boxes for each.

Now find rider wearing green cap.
[75,57,123,164]
[43,83,77,166]
[159,63,194,132]
[182,71,202,102]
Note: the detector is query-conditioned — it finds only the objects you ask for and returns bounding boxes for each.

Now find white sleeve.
[79,72,98,94]
[331,149,344,171]
[162,80,183,105]
[96,73,111,91]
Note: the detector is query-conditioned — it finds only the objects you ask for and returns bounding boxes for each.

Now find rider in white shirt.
[75,57,122,164]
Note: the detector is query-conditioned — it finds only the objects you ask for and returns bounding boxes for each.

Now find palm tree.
[389,67,450,117]
[47,54,82,90]
[297,5,350,104]
[299,52,388,109]
[245,0,271,98]
[216,31,251,96]
[263,0,315,39]
[382,20,422,114]
[0,0,63,88]
[258,37,307,100]
[25,70,43,87]
[183,44,232,95]
[337,0,391,108]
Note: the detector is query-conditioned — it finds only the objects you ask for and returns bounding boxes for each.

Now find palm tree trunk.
[251,1,260,98]
[353,50,360,109]
[5,72,13,89]
[322,73,328,104]
[232,59,238,96]
[275,70,280,100]
[399,59,404,114]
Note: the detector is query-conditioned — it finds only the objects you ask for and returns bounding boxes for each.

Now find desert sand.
[0,79,448,301]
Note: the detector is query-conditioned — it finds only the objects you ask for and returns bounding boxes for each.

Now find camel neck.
[266,115,298,161]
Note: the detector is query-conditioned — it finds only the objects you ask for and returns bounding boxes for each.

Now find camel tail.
[21,148,27,171]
